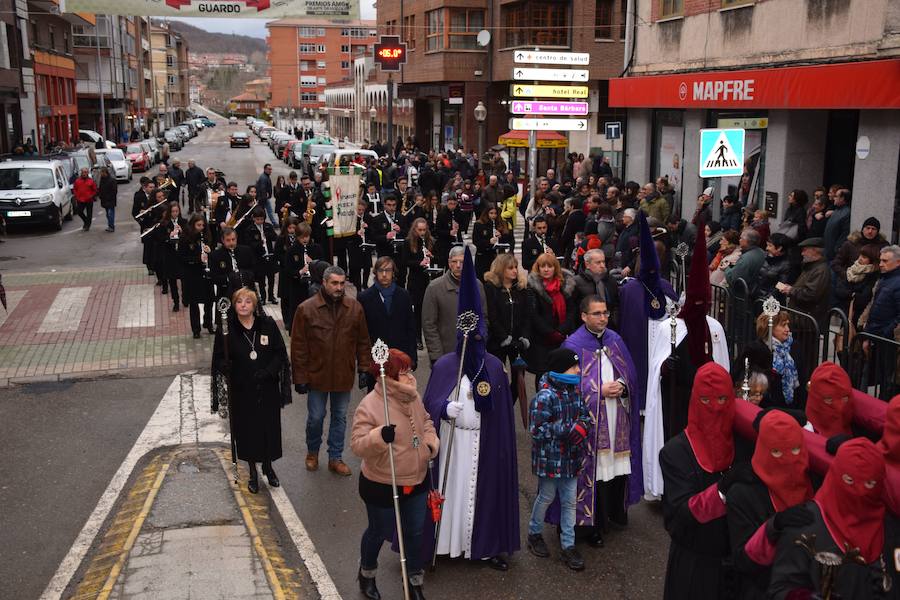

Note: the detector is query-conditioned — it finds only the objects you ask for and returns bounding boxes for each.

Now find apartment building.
[266,19,376,112]
[0,0,22,153]
[375,0,626,164]
[150,23,190,131]
[610,0,900,236]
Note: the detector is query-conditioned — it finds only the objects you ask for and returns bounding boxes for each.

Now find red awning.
[498,129,568,149]
[609,59,900,109]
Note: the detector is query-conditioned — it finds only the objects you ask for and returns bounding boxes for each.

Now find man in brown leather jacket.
[291,265,372,476]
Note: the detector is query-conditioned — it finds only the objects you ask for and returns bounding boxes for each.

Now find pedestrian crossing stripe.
[699,128,745,177]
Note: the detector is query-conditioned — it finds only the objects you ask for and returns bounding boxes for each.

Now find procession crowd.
[124,135,900,600]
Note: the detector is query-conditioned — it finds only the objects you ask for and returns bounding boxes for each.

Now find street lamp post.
[473,100,487,166]
[369,105,376,146]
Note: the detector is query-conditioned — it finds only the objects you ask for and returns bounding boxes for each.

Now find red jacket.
[72,176,98,203]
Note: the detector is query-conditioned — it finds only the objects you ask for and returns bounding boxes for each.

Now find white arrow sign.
[513,50,590,66]
[512,67,589,82]
[509,118,587,131]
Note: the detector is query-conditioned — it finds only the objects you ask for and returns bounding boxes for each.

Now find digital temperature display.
[373,35,407,72]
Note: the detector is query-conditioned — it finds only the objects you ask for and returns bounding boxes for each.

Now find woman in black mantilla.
[211,287,292,493]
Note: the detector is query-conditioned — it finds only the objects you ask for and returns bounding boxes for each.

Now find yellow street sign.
[510,84,589,99]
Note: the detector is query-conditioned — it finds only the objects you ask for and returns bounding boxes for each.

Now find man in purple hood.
[421,247,520,571]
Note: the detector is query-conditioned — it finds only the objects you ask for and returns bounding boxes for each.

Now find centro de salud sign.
[59,0,358,17]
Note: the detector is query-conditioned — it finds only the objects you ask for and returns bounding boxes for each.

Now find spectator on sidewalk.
[638,183,669,224]
[719,195,742,232]
[98,167,117,232]
[710,230,741,287]
[831,217,888,284]
[726,228,765,290]
[755,233,793,301]
[823,188,851,263]
[291,266,372,477]
[777,237,830,328]
[72,167,98,231]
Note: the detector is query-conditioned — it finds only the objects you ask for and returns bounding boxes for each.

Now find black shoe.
[357,570,381,600]
[206,324,215,334]
[268,296,278,304]
[161,287,168,295]
[262,463,280,487]
[587,529,605,548]
[485,556,508,572]
[247,463,259,494]
[172,303,180,312]
[192,332,201,339]
[527,533,550,558]
[416,340,424,351]
[408,578,426,600]
[259,298,266,306]
[154,279,161,286]
[560,547,585,571]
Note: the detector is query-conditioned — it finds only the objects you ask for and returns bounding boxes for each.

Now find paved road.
[0,112,669,599]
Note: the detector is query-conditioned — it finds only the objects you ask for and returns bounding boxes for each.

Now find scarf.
[846,259,875,283]
[772,336,799,405]
[549,371,580,386]
[543,277,567,326]
[378,282,398,314]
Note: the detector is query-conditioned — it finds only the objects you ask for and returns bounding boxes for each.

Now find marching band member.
[283,221,324,331]
[473,205,513,282]
[132,177,159,276]
[276,217,300,324]
[347,200,374,291]
[154,202,187,311]
[372,196,406,285]
[521,216,555,274]
[401,218,438,352]
[434,194,463,269]
[179,213,216,338]
[240,207,278,306]
[209,226,256,302]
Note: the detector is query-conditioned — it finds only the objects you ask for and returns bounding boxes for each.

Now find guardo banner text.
[59,0,359,18]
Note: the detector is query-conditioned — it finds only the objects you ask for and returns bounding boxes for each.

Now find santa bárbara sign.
[60,0,358,17]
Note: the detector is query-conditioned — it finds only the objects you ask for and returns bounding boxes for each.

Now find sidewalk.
[69,446,310,600]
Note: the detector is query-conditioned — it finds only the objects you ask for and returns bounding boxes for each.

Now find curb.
[1,366,198,387]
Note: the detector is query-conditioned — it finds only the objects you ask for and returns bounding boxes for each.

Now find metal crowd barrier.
[781,305,822,401]
[822,307,850,366]
[845,332,900,401]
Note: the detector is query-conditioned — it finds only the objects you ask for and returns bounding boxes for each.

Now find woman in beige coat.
[351,349,439,600]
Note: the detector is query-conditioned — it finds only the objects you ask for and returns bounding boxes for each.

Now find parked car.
[230,131,250,148]
[293,143,336,169]
[178,122,198,136]
[142,139,160,165]
[0,158,73,230]
[228,116,238,125]
[270,133,293,155]
[175,125,192,141]
[97,148,132,182]
[320,148,379,169]
[163,130,183,151]
[121,142,151,172]
[200,117,216,127]
[283,140,301,163]
[78,129,116,150]
[258,127,276,141]
[190,118,205,131]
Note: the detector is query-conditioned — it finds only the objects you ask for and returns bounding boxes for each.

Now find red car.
[120,143,150,172]
[283,140,301,163]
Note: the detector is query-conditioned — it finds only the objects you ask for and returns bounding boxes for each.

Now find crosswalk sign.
[699,128,745,177]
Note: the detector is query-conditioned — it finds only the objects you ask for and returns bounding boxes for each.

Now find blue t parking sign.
[699,128,745,177]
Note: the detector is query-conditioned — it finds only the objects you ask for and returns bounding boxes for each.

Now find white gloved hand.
[500,335,513,347]
[445,400,463,420]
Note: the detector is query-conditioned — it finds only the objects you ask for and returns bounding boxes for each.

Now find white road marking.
[37,286,91,333]
[40,373,339,600]
[0,290,28,328]
[262,304,282,322]
[116,284,156,328]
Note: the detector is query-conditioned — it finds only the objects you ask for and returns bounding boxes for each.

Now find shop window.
[502,2,569,49]
[595,0,614,40]
[659,0,683,18]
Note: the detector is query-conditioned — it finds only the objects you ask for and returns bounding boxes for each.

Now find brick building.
[0,0,22,153]
[609,0,900,237]
[375,0,627,164]
[266,19,376,113]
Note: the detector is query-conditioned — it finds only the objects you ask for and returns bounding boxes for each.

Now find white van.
[0,158,73,230]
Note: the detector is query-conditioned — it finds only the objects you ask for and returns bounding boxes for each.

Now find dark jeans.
[75,201,93,229]
[257,271,276,300]
[104,206,115,230]
[360,492,427,575]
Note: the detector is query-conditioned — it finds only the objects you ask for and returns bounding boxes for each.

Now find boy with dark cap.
[526,347,593,571]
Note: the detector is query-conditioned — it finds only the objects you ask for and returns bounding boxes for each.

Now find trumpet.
[156,176,176,192]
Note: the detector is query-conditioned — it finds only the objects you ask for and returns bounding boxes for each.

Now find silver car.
[97,148,132,182]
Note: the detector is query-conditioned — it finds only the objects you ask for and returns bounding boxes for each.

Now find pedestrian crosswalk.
[38,286,91,333]
[0,290,27,329]
[117,284,157,328]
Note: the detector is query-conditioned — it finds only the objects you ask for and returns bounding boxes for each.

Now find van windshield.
[0,168,56,190]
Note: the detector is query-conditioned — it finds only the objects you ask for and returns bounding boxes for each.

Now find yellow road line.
[216,450,289,600]
[96,461,170,600]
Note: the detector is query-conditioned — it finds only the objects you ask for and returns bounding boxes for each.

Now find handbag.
[774,220,799,240]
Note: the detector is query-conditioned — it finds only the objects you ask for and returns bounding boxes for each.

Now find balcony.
[76,79,127,97]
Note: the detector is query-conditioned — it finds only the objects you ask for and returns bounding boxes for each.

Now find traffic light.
[373,35,407,72]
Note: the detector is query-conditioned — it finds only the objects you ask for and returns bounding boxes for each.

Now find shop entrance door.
[823,110,859,190]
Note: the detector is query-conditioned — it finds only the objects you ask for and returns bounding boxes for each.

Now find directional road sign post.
[699,128,746,177]
[509,118,588,131]
[512,67,589,82]
[510,100,589,116]
[510,84,589,99]
[512,50,590,65]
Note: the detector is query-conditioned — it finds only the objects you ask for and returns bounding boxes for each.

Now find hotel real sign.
[60,0,358,17]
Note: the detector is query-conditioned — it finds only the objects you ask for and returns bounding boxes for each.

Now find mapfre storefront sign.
[60,0,357,17]
[610,59,900,109]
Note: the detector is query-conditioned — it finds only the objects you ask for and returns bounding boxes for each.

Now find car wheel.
[128,173,133,182]
[53,205,64,230]
[64,200,73,221]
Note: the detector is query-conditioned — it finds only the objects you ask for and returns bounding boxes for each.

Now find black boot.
[357,569,381,600]
[247,462,259,494]
[262,461,279,487]
[408,574,426,600]
[173,301,180,312]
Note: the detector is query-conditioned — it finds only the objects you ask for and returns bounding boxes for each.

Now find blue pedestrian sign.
[699,128,745,177]
[605,121,622,140]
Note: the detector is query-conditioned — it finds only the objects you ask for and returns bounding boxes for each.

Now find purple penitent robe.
[419,351,520,560]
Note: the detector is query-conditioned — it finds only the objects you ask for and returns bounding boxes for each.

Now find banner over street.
[60,0,359,17]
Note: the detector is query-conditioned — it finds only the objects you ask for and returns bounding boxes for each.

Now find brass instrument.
[281,202,290,224]
[208,189,221,223]
[304,199,315,224]
[156,176,176,193]
[228,201,257,229]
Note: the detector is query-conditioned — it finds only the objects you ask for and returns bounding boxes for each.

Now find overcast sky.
[170,0,376,39]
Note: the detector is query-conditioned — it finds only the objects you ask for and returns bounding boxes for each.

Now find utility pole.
[95,18,107,139]
[386,73,393,155]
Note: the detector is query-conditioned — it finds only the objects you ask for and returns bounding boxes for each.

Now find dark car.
[230,132,250,148]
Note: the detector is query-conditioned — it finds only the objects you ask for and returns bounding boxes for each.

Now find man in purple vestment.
[419,247,520,571]
[545,295,639,547]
